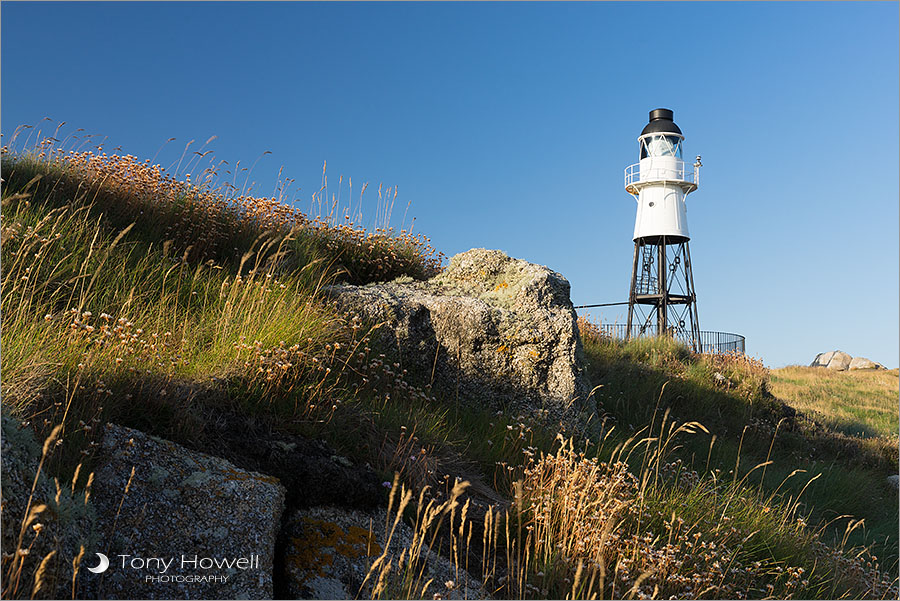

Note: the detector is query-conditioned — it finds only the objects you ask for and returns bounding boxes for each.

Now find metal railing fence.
[596,323,745,355]
[624,161,699,189]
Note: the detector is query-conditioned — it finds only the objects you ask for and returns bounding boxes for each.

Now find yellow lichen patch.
[286,535,334,582]
[494,281,508,291]
[341,525,382,558]
[221,467,281,485]
[285,518,382,585]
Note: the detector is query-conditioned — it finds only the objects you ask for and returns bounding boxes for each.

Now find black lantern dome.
[640,108,683,136]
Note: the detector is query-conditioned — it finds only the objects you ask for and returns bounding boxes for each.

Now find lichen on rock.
[281,505,490,600]
[80,423,285,600]
[328,248,594,431]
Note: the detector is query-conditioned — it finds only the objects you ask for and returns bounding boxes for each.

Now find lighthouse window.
[641,135,683,159]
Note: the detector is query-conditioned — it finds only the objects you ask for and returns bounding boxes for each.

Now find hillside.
[581,332,899,576]
[769,366,899,439]
[1,139,897,600]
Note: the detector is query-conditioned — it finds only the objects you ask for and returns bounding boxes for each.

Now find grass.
[0,136,448,436]
[1,127,897,599]
[578,319,898,577]
[769,366,899,439]
[0,134,460,599]
[363,429,896,600]
[354,324,898,599]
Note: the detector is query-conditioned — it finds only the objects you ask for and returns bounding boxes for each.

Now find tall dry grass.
[0,127,453,460]
[2,127,444,284]
[363,425,898,600]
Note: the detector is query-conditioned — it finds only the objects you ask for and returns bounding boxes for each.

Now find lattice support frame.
[625,235,701,352]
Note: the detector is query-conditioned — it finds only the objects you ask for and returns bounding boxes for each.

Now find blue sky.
[3,2,898,368]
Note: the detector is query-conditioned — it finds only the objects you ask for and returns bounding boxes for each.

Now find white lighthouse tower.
[624,108,702,350]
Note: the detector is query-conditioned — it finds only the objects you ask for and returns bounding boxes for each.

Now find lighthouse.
[624,108,702,351]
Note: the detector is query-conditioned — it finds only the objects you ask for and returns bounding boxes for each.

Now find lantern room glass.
[640,135,683,159]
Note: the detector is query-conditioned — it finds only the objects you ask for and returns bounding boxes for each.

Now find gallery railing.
[597,323,745,355]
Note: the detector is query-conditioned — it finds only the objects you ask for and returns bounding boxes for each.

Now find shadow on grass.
[580,332,899,570]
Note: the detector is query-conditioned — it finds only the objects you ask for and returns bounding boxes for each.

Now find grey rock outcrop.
[0,414,94,600]
[281,505,490,600]
[810,351,836,369]
[811,351,885,371]
[329,249,593,428]
[849,356,885,370]
[811,350,852,371]
[81,423,285,600]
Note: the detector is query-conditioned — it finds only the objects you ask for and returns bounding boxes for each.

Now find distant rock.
[281,505,490,600]
[811,350,852,370]
[888,475,899,491]
[827,351,852,370]
[811,351,885,371]
[811,351,837,368]
[81,423,285,600]
[329,248,593,429]
[849,356,885,370]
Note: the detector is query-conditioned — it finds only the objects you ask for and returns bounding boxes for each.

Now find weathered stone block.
[329,248,593,428]
[81,423,285,599]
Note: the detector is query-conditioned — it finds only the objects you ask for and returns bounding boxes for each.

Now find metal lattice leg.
[626,241,639,341]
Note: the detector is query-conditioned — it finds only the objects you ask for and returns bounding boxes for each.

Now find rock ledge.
[330,248,593,426]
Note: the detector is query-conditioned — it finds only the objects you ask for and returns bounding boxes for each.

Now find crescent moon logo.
[87,553,110,574]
